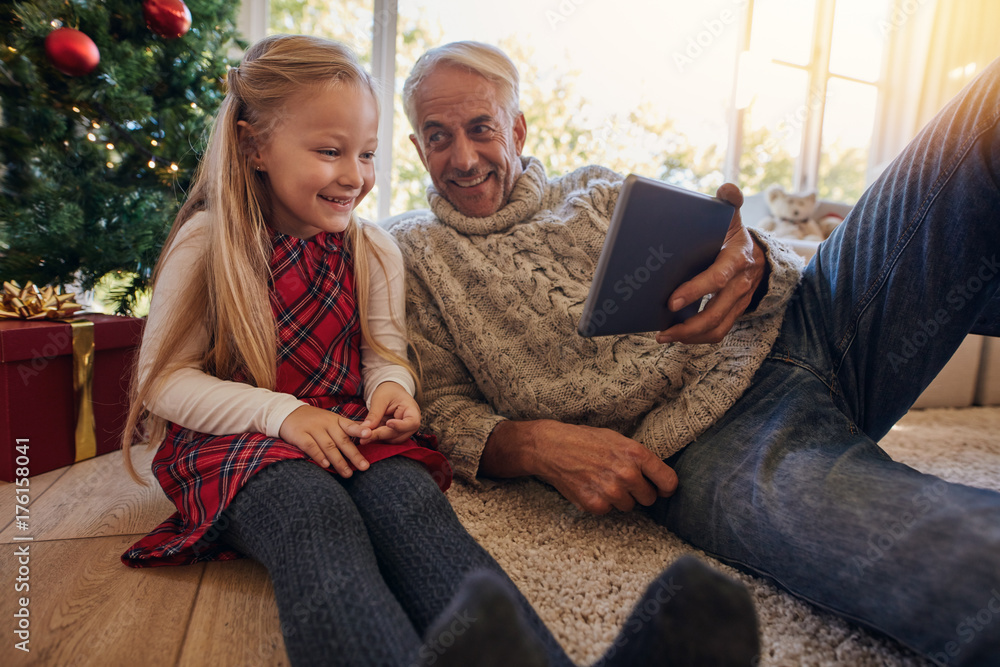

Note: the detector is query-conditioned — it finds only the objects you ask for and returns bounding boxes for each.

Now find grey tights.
[221,457,760,667]
[220,457,572,666]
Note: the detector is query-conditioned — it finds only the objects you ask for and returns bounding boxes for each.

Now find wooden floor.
[0,446,290,667]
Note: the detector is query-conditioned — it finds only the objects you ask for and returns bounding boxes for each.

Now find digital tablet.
[577,174,734,337]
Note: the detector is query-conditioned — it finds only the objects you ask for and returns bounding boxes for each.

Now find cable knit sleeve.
[405,271,506,484]
[742,227,805,320]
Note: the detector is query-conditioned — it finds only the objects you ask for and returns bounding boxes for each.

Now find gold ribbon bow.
[2,281,95,461]
[1,280,83,319]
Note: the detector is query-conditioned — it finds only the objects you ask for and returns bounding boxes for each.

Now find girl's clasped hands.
[278,380,421,477]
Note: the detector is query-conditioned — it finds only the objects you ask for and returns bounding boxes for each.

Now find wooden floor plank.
[179,559,289,667]
[0,534,203,667]
[0,465,71,538]
[0,445,170,544]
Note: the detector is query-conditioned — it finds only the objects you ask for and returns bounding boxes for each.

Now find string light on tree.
[2,0,239,313]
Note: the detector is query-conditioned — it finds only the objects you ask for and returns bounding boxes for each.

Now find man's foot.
[415,570,549,667]
[595,555,760,667]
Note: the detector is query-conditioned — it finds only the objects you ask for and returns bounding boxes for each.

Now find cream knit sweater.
[390,157,804,483]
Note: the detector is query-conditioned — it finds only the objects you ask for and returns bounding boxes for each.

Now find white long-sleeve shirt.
[139,211,414,438]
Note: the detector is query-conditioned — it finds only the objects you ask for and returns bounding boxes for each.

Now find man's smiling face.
[409,64,526,218]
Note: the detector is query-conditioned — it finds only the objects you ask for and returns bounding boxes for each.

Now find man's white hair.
[402,41,521,132]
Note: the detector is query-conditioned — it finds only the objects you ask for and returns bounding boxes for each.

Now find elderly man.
[389,41,1000,666]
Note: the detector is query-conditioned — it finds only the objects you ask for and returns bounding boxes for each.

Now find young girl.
[120,34,758,667]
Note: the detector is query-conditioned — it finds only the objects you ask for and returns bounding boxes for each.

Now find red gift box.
[0,314,144,481]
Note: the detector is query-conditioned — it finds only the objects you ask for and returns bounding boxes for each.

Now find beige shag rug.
[445,407,1000,667]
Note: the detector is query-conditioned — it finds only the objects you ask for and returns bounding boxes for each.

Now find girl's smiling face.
[248,83,378,238]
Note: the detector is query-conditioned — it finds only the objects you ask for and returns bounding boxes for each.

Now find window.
[241,0,898,216]
[394,0,740,203]
[739,0,892,202]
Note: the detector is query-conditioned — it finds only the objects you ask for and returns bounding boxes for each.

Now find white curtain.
[916,0,1000,127]
[870,0,1000,178]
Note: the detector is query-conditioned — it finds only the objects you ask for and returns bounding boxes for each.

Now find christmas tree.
[0,0,243,314]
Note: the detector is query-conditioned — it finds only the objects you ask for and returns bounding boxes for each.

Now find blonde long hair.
[122,34,417,482]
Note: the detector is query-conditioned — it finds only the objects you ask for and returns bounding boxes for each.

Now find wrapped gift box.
[0,314,144,481]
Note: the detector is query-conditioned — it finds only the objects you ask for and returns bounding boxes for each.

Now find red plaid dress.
[123,229,451,567]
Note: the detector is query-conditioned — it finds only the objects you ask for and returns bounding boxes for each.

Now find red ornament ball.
[44,28,100,77]
[143,0,193,39]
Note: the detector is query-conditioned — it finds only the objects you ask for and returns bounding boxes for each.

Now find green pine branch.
[0,0,245,315]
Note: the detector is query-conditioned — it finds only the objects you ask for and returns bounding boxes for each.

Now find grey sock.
[595,555,760,667]
[415,570,549,667]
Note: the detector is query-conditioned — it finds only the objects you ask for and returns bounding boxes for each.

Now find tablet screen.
[578,174,733,337]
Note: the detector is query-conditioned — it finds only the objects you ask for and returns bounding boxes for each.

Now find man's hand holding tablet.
[579,175,744,338]
[657,182,769,345]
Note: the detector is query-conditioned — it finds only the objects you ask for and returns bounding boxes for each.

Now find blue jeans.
[648,58,1000,665]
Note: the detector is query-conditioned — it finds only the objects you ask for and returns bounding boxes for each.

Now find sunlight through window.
[265,0,899,216]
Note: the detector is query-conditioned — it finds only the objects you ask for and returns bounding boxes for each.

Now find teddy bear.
[757,184,842,241]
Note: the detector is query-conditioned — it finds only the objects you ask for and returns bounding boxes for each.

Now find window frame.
[727,0,888,195]
[239,0,888,209]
